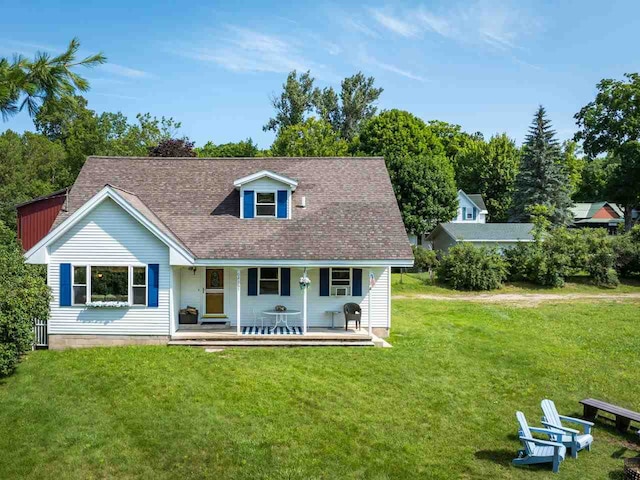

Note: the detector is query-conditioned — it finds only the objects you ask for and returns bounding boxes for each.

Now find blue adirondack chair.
[541,399,594,458]
[513,411,567,473]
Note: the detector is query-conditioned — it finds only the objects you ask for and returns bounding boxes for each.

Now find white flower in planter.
[299,275,311,289]
[86,301,131,308]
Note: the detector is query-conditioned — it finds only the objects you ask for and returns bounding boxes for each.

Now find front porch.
[169,324,379,347]
[171,265,392,340]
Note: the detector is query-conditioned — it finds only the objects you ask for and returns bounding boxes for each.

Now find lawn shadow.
[474,449,514,466]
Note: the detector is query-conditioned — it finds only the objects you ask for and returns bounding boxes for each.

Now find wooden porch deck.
[169,325,378,347]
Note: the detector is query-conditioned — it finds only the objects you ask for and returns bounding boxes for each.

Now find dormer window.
[256,192,276,217]
[235,170,298,220]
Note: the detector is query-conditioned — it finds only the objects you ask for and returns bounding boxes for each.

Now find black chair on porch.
[343,303,361,331]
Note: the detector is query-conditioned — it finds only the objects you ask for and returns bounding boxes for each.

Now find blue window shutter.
[472,207,477,220]
[243,190,254,219]
[352,269,363,296]
[319,268,329,296]
[248,268,258,296]
[277,190,288,218]
[148,264,159,307]
[462,207,467,220]
[280,268,290,296]
[60,263,71,306]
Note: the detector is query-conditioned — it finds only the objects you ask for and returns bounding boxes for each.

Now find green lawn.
[1,300,639,479]
[392,272,640,296]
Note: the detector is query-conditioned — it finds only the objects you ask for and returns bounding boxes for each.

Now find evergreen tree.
[510,106,573,225]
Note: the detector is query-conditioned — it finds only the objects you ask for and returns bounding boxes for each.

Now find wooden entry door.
[205,268,224,315]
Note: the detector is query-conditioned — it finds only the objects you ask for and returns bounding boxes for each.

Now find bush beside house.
[0,222,50,377]
[612,225,640,278]
[436,243,508,291]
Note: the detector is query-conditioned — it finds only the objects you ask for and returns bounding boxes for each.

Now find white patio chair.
[253,309,269,329]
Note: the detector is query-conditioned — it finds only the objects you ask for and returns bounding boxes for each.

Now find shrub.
[506,228,619,288]
[436,243,507,291]
[411,245,438,273]
[582,229,618,287]
[0,222,50,377]
[613,225,640,278]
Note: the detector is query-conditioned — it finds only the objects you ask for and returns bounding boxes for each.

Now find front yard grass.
[1,299,639,479]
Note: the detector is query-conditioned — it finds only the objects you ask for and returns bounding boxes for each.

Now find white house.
[24,156,413,349]
[451,190,488,223]
[408,190,488,245]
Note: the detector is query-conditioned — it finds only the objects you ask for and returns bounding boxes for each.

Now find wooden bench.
[580,398,640,432]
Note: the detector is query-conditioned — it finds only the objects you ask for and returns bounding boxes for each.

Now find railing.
[33,319,48,348]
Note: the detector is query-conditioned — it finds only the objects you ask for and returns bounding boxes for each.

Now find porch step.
[167,339,375,348]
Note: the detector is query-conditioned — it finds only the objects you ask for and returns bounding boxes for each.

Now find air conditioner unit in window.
[332,286,350,296]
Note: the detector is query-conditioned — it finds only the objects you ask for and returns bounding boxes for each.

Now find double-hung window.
[73,266,87,305]
[259,267,279,295]
[331,268,351,296]
[132,267,147,306]
[255,192,276,217]
[71,265,147,305]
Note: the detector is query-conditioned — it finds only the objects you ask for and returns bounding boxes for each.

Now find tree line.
[1,40,639,235]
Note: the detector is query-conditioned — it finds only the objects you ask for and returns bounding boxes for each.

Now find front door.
[205,268,224,316]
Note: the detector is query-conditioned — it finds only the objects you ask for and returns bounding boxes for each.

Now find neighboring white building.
[408,190,488,245]
[451,190,488,224]
[24,156,413,349]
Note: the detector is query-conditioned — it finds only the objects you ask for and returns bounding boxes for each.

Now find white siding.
[452,192,486,223]
[48,198,171,335]
[177,266,391,328]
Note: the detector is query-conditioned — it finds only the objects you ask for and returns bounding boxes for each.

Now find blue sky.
[2,0,639,149]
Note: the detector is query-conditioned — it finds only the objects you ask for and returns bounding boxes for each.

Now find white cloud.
[370,8,420,38]
[341,16,380,38]
[415,10,455,38]
[101,63,150,78]
[177,26,331,77]
[366,1,540,51]
[360,53,426,82]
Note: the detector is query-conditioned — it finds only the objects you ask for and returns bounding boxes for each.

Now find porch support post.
[367,269,372,336]
[303,267,308,334]
[236,269,241,335]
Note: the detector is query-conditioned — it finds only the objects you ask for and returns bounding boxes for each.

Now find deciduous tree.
[196,138,259,157]
[456,134,520,222]
[270,118,348,157]
[148,138,196,157]
[575,73,640,229]
[263,70,316,133]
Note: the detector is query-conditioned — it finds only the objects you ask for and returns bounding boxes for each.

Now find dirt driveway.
[392,292,640,307]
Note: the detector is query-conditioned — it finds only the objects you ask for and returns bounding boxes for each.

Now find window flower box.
[85,301,131,308]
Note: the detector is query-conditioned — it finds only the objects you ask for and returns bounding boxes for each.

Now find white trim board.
[233,170,298,191]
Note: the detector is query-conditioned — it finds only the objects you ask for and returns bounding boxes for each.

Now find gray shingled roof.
[466,193,487,211]
[54,156,413,262]
[430,222,535,242]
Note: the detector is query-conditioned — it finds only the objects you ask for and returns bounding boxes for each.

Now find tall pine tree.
[510,106,573,225]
